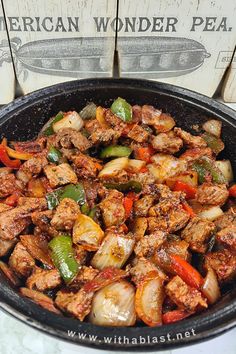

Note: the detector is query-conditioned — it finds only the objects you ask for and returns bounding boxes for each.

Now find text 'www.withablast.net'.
[67,328,196,345]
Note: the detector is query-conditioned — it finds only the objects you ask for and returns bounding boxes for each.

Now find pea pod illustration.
[119,36,211,78]
[1,36,210,79]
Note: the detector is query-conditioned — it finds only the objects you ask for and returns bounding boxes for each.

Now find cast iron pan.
[0,78,235,351]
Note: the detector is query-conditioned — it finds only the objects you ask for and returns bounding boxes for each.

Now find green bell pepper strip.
[46,183,87,210]
[192,156,226,184]
[49,235,79,283]
[43,112,64,136]
[80,203,90,215]
[100,145,132,159]
[104,180,142,193]
[111,97,133,122]
[88,206,99,220]
[47,146,62,164]
[202,133,224,155]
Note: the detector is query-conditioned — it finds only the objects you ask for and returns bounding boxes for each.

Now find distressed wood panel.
[222,50,236,102]
[2,0,116,94]
[0,2,15,104]
[116,0,236,97]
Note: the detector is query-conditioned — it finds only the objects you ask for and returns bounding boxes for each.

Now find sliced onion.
[198,206,224,221]
[53,111,84,132]
[202,119,222,138]
[127,159,146,173]
[91,233,135,269]
[202,267,221,304]
[89,280,136,326]
[215,160,234,183]
[98,157,129,179]
[16,169,31,184]
[73,214,104,251]
[135,272,164,327]
[79,102,97,120]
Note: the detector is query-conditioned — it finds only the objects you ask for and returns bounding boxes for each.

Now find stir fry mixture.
[0,98,235,327]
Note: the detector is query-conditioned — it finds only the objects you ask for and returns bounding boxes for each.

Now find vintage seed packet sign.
[222,50,236,102]
[0,2,15,104]
[2,0,116,94]
[116,0,236,97]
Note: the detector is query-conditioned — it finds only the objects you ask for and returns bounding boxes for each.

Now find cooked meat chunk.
[0,238,17,257]
[13,138,46,154]
[181,216,215,253]
[134,231,167,257]
[133,195,155,217]
[55,288,94,321]
[26,267,61,291]
[0,204,12,213]
[130,257,166,285]
[165,276,207,312]
[104,108,127,134]
[149,191,184,217]
[44,163,78,188]
[132,105,142,123]
[148,208,189,233]
[205,249,236,283]
[214,207,236,230]
[72,153,99,178]
[31,210,58,237]
[54,128,91,151]
[141,105,162,125]
[81,180,105,208]
[86,119,120,144]
[20,287,60,314]
[20,152,48,176]
[99,190,125,228]
[161,238,190,261]
[69,266,99,289]
[74,245,88,265]
[127,124,149,143]
[20,234,53,268]
[174,127,207,148]
[151,132,183,154]
[131,171,156,185]
[216,226,236,252]
[51,198,80,230]
[9,242,35,278]
[180,147,213,163]
[196,183,229,206]
[18,197,47,210]
[0,207,31,240]
[0,173,17,197]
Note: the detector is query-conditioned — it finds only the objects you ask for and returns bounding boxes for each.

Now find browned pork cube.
[165,275,207,312]
[181,216,215,253]
[26,267,61,291]
[151,131,183,154]
[196,183,229,206]
[205,249,236,283]
[216,226,236,252]
[127,124,149,143]
[44,163,78,188]
[214,207,236,231]
[9,242,35,278]
[0,173,17,197]
[51,198,80,230]
[99,190,125,227]
[134,231,167,258]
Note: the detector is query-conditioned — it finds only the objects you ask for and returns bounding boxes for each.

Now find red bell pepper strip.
[0,144,21,169]
[229,184,236,198]
[5,191,21,207]
[162,309,192,324]
[182,202,196,218]
[136,146,155,163]
[123,192,138,218]
[173,181,197,199]
[170,254,204,290]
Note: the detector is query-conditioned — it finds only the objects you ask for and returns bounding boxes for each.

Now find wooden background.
[0,1,15,104]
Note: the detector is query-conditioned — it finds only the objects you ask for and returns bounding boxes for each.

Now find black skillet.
[0,78,235,351]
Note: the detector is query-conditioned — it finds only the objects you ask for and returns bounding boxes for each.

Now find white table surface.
[0,100,235,354]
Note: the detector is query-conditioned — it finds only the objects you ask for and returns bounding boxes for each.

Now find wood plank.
[0,2,15,104]
[222,50,236,102]
[3,0,116,94]
[116,0,236,97]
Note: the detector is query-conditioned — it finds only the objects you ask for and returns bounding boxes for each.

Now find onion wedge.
[135,271,164,327]
[202,267,221,304]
